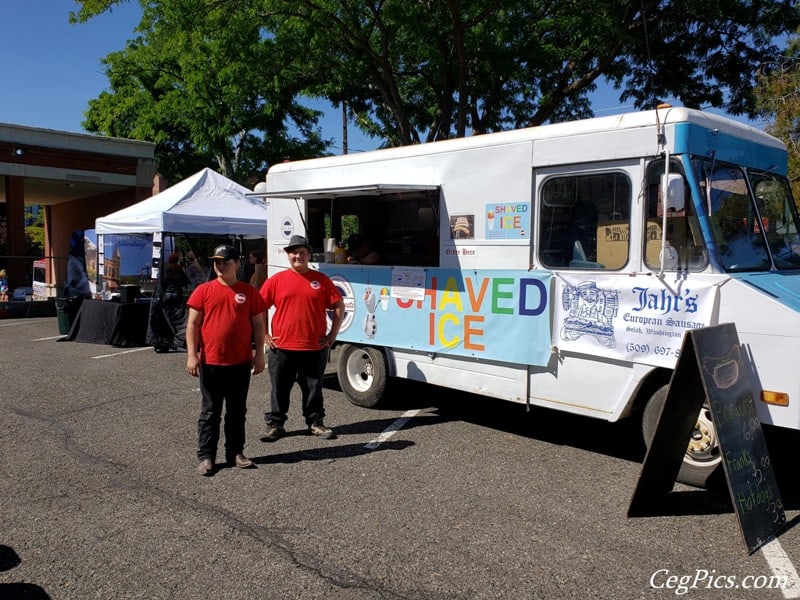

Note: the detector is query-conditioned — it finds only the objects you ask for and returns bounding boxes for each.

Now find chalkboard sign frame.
[628,323,786,555]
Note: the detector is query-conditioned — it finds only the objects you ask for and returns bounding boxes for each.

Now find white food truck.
[257,106,800,487]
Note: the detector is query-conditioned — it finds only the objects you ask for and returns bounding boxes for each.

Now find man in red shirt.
[186,244,266,476]
[260,235,345,441]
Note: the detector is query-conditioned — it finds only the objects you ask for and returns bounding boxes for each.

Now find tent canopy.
[95,168,266,236]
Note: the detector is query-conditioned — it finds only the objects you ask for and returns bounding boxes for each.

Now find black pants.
[266,348,328,427]
[197,362,251,461]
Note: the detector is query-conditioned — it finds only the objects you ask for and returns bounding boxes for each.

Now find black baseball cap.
[211,244,240,261]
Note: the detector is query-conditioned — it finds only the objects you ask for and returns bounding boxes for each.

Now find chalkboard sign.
[629,323,786,554]
[628,336,707,514]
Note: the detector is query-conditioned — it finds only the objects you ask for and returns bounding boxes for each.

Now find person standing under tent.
[184,251,208,289]
[150,253,191,353]
[164,252,190,346]
[249,250,267,289]
[64,231,92,299]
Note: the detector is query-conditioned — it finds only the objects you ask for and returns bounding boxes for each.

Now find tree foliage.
[0,208,45,256]
[756,35,800,201]
[73,0,800,179]
[73,0,327,184]
[261,0,798,145]
[25,209,45,253]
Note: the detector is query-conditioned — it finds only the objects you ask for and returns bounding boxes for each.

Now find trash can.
[56,297,83,335]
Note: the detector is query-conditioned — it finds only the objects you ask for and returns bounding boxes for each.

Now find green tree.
[74,0,799,153]
[262,0,799,145]
[755,36,800,201]
[24,208,45,255]
[73,0,327,184]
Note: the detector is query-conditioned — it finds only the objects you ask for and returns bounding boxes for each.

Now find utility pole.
[342,103,348,155]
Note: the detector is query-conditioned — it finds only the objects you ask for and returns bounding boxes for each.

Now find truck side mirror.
[661,173,685,212]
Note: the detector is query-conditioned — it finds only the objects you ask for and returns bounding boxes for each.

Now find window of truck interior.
[692,158,800,272]
[644,159,708,272]
[304,190,440,267]
[538,172,631,270]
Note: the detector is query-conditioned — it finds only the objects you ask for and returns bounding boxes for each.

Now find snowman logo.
[363,286,378,339]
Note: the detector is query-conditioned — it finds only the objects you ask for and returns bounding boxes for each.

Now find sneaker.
[308,421,336,439]
[261,423,286,442]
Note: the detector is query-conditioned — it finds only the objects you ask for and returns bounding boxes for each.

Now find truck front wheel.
[641,384,722,489]
[336,344,388,408]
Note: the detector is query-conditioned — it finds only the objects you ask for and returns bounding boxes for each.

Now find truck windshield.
[692,158,800,272]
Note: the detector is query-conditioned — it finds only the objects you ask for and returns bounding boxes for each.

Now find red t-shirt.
[260,269,342,350]
[187,279,266,365]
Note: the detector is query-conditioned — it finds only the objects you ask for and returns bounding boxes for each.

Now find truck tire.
[336,344,388,408]
[641,384,722,489]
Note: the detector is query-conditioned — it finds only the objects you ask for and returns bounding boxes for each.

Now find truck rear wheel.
[641,384,722,489]
[336,344,388,408]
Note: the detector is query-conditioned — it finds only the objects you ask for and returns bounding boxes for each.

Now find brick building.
[0,123,156,295]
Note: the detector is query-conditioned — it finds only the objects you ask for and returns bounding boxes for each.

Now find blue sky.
[0,3,144,133]
[1,2,764,156]
[0,2,383,151]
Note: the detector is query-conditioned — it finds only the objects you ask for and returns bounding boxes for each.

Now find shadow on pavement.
[0,545,51,599]
[324,365,800,514]
[252,439,415,464]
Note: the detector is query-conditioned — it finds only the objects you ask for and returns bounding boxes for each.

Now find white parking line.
[91,347,152,359]
[33,335,68,341]
[364,409,422,449]
[762,537,800,598]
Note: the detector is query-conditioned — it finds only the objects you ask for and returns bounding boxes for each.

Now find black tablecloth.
[65,300,150,347]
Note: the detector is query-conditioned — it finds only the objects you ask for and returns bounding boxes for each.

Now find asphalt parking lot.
[2,316,800,599]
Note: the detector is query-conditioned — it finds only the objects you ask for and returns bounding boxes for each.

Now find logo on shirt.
[310,280,321,290]
[235,292,247,304]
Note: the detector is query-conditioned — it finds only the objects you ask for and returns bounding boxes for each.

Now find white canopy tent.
[90,168,267,350]
[93,167,267,298]
[95,167,267,236]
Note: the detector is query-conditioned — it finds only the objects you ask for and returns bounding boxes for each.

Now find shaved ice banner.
[318,266,553,366]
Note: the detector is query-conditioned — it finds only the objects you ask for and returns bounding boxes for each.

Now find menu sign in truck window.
[629,323,785,554]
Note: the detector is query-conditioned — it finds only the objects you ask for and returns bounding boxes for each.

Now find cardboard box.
[596,220,630,269]
[596,217,688,268]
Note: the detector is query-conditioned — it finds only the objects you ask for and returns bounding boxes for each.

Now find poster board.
[628,323,785,554]
[596,218,688,269]
[32,259,47,300]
